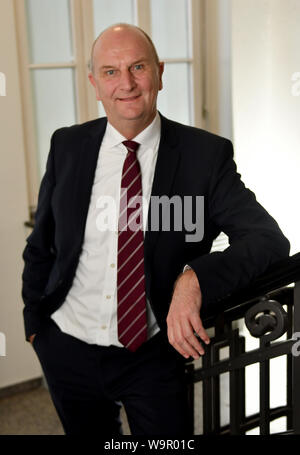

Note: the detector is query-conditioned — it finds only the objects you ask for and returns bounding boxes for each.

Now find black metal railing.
[186,253,300,435]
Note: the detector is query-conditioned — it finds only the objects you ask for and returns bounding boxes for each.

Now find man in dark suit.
[22,23,289,435]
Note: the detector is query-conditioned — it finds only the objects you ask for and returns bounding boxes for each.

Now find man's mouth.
[117,95,141,102]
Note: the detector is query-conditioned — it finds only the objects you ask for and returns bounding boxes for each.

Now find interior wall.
[1,0,299,391]
[0,0,42,388]
[231,0,300,254]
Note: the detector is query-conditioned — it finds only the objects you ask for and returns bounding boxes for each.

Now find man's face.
[89,27,164,135]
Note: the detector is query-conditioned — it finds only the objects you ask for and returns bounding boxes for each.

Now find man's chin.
[107,109,156,130]
[117,110,145,122]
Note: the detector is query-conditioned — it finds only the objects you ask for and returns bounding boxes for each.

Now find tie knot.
[122,140,140,153]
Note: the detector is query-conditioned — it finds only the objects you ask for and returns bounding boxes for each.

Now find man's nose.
[119,69,136,90]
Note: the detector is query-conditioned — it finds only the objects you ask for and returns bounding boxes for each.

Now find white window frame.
[14,0,217,211]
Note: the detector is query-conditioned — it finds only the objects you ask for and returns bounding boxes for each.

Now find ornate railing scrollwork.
[245,297,288,343]
[186,254,300,434]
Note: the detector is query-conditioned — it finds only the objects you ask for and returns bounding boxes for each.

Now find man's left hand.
[166,269,210,359]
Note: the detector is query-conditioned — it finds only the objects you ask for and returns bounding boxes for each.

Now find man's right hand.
[29,334,36,344]
[167,269,210,359]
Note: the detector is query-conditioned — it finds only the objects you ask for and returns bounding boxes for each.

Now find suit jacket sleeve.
[187,139,290,314]
[22,130,57,338]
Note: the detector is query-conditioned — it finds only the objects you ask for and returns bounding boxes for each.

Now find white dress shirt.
[51,113,161,346]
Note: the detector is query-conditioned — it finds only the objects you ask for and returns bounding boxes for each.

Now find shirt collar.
[102,112,161,151]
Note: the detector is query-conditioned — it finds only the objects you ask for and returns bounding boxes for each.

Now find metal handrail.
[186,253,300,435]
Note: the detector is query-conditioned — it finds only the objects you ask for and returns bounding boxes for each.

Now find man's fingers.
[171,333,205,359]
[174,341,201,359]
[190,313,210,345]
[168,318,207,359]
[181,320,206,357]
[168,322,195,359]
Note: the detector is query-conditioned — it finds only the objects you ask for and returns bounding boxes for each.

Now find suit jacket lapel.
[144,114,181,263]
[72,118,107,253]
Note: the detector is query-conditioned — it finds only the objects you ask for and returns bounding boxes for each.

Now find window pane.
[150,0,191,59]
[93,0,136,37]
[26,0,73,63]
[31,69,77,178]
[157,63,192,126]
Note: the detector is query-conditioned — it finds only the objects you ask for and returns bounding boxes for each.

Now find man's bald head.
[87,22,164,138]
[89,23,160,74]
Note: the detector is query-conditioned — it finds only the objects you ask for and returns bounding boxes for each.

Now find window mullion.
[71,0,92,122]
[191,0,205,128]
[162,58,193,63]
[28,62,76,69]
[203,0,220,134]
[136,0,151,34]
[79,0,99,120]
[13,0,40,207]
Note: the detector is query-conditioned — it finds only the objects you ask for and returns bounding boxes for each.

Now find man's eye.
[133,64,143,71]
[106,70,115,76]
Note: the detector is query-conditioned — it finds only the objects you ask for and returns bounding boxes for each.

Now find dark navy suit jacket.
[22,114,290,340]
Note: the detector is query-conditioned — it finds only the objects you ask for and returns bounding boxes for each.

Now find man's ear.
[88,72,101,100]
[158,62,164,91]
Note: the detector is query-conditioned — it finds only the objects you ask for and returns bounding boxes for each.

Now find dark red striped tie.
[117,140,147,352]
